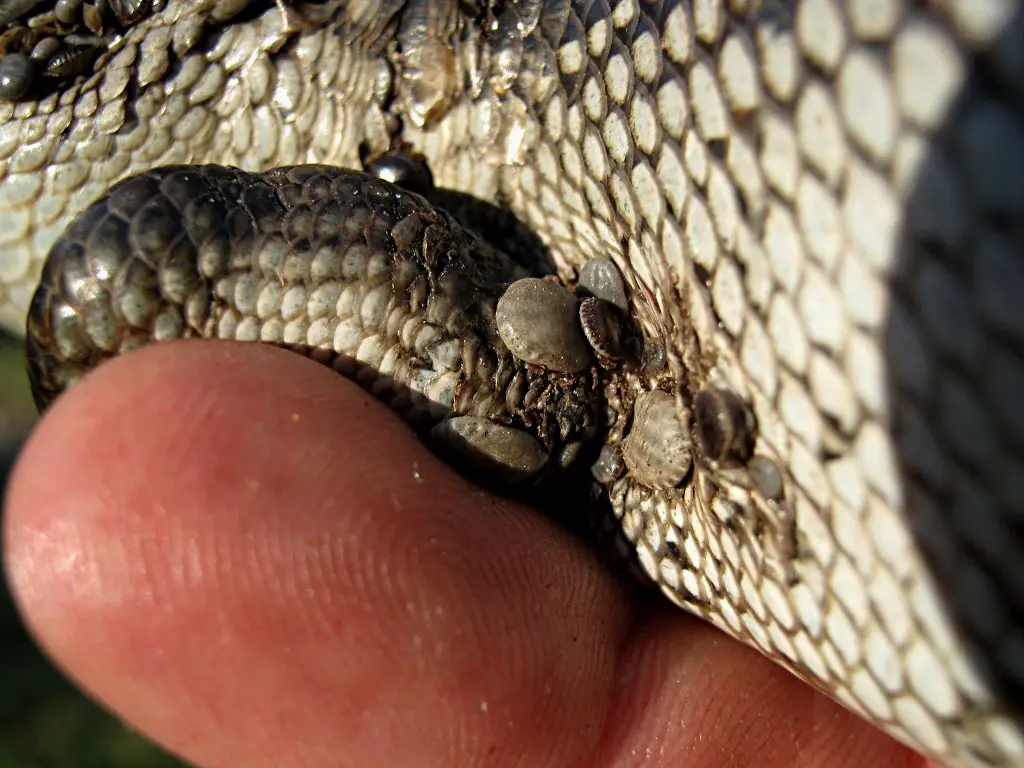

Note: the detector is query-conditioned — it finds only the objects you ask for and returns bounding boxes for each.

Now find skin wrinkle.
[594,602,679,764]
[591,605,924,768]
[4,341,936,767]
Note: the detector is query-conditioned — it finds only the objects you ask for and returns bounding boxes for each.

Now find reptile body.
[1,2,1023,767]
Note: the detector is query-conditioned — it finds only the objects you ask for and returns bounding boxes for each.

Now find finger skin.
[4,341,927,767]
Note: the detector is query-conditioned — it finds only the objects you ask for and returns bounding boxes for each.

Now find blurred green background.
[0,332,186,767]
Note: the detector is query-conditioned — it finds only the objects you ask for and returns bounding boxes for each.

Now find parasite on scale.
[590,443,625,485]
[365,150,436,198]
[747,455,784,502]
[619,390,693,491]
[28,33,58,59]
[40,40,95,76]
[577,257,628,312]
[0,49,31,97]
[107,0,150,26]
[495,277,593,374]
[0,0,43,26]
[641,339,667,374]
[0,0,156,100]
[53,0,81,24]
[578,297,631,367]
[431,415,549,485]
[692,387,756,465]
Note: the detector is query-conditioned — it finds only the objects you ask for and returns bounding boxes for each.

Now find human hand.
[5,341,937,767]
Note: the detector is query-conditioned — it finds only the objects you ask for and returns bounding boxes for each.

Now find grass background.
[0,332,186,766]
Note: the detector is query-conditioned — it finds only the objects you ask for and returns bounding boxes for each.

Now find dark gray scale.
[692,387,756,464]
[63,32,106,46]
[26,164,606,492]
[0,51,34,99]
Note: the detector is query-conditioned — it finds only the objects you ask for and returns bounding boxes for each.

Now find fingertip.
[5,340,632,767]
